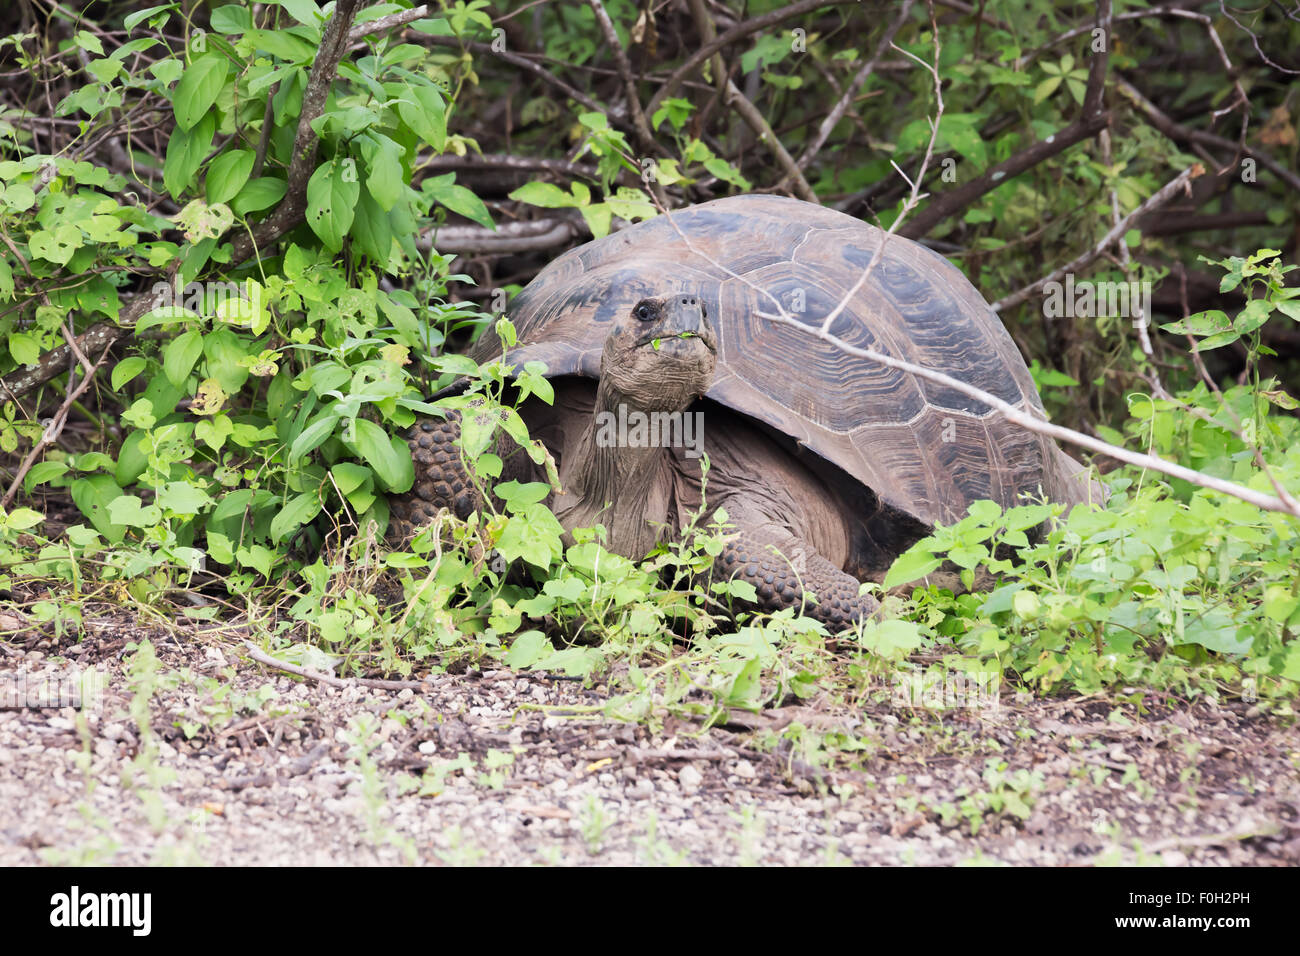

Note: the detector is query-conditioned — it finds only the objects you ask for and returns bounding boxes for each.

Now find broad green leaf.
[1193,330,1241,351]
[2,182,36,212]
[108,496,159,528]
[207,530,234,564]
[858,619,925,660]
[210,4,252,33]
[725,656,764,709]
[1012,590,1041,619]
[114,430,148,486]
[202,327,251,393]
[1263,585,1299,624]
[236,544,274,576]
[306,159,360,251]
[111,356,148,391]
[884,546,943,588]
[109,497,163,529]
[206,149,255,204]
[424,173,493,228]
[4,507,44,531]
[493,480,551,510]
[364,134,404,210]
[124,4,175,31]
[8,332,41,366]
[289,411,340,461]
[156,480,213,515]
[71,475,126,543]
[163,329,203,386]
[28,224,82,265]
[396,82,446,150]
[1233,298,1271,334]
[244,30,317,62]
[173,54,229,131]
[163,111,215,199]
[579,203,612,238]
[232,176,287,215]
[24,461,68,493]
[495,503,563,570]
[508,181,576,209]
[351,418,413,492]
[538,646,599,678]
[349,184,393,264]
[270,491,323,543]
[272,0,323,29]
[702,156,750,189]
[195,414,234,450]
[504,630,549,668]
[1161,310,1230,336]
[330,462,372,496]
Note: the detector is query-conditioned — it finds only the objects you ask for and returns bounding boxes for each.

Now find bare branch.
[419,35,607,119]
[1216,0,1300,74]
[645,0,865,121]
[1116,76,1300,194]
[227,0,365,264]
[347,4,428,45]
[992,164,1203,314]
[898,0,1112,238]
[423,218,585,255]
[0,319,134,413]
[816,3,945,335]
[794,0,914,174]
[723,79,819,202]
[1,334,112,510]
[584,0,656,155]
[417,152,598,182]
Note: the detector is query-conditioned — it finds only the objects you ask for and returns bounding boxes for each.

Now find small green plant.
[634,811,687,866]
[578,794,613,856]
[936,760,1043,836]
[344,713,416,863]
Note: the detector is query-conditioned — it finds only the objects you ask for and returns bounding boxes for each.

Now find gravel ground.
[1,610,1297,866]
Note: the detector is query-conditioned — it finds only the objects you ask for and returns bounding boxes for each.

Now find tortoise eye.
[634,301,655,322]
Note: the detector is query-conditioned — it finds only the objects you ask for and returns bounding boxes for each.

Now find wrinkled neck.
[561,377,679,557]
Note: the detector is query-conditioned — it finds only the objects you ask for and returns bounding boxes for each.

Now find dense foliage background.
[0,1,1297,734]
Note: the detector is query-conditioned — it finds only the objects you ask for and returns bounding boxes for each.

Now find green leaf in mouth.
[651,332,695,350]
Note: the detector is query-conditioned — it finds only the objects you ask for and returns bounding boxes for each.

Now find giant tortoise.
[390,194,1092,628]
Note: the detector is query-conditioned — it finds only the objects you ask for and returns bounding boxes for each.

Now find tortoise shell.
[470,194,1086,526]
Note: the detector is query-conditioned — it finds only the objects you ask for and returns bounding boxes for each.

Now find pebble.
[678,765,704,793]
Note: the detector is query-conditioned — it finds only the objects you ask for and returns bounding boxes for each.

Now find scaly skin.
[388,411,481,541]
[710,519,879,629]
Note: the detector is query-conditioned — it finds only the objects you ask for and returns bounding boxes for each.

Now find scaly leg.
[713,519,878,630]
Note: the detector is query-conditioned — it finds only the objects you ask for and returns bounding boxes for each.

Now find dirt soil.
[1,608,1297,866]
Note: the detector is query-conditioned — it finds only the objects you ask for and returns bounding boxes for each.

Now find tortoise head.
[599,294,717,411]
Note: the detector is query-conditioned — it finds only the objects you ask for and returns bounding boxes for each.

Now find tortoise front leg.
[389,410,541,541]
[712,520,878,631]
[388,411,483,542]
